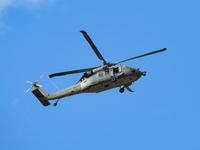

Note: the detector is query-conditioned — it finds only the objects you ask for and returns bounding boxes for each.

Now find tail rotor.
[26,75,43,93]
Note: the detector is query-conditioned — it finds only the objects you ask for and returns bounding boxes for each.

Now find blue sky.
[1,0,200,149]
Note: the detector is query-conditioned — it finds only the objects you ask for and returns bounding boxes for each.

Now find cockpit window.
[123,65,129,70]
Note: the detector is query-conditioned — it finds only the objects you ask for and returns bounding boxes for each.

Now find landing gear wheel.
[119,88,125,93]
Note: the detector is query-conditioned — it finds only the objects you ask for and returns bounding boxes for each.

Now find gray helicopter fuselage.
[47,65,143,100]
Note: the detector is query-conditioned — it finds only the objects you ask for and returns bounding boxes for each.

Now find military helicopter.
[26,30,167,107]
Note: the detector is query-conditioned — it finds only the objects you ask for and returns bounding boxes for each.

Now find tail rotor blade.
[26,75,43,93]
[26,85,33,93]
[36,84,43,87]
[36,75,43,83]
[26,81,33,84]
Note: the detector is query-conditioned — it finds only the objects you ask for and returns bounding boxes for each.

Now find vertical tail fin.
[32,88,51,106]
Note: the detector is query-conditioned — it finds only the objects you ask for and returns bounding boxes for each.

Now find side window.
[105,71,109,75]
[113,67,119,74]
[81,76,86,81]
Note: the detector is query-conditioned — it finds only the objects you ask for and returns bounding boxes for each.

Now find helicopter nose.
[131,68,141,73]
[131,68,144,77]
[131,68,137,73]
[136,69,142,76]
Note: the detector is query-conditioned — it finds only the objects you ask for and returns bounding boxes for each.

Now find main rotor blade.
[49,67,98,78]
[115,48,167,65]
[80,30,107,64]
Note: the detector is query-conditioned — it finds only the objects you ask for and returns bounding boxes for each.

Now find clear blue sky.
[1,0,200,149]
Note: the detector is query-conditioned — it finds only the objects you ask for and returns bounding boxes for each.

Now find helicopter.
[26,30,167,107]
